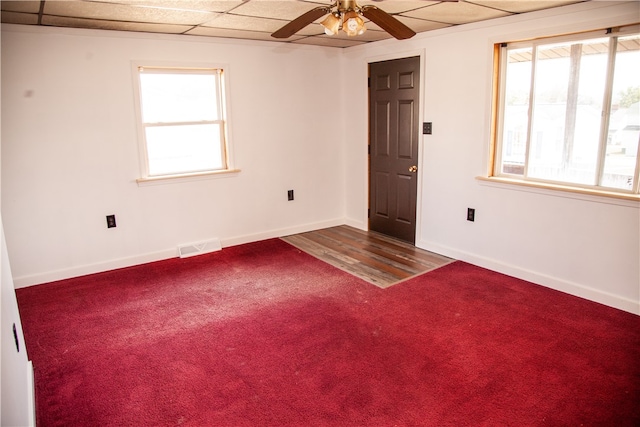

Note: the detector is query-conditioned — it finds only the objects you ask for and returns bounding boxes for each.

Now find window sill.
[476,176,640,207]
[136,169,241,186]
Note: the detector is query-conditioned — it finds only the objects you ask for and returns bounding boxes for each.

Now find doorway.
[368,56,420,244]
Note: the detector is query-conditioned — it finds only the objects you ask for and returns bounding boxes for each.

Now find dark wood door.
[369,56,420,244]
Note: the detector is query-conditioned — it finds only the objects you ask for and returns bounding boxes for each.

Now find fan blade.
[271,7,330,39]
[361,6,416,40]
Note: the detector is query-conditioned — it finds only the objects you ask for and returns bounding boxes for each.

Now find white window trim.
[131,61,238,185]
[136,168,241,186]
[477,176,640,206]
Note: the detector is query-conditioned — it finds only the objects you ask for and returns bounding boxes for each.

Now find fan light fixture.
[320,13,341,35]
[271,0,416,41]
[320,1,367,37]
[342,10,366,36]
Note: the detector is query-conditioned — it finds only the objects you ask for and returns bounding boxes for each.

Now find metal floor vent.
[178,238,222,258]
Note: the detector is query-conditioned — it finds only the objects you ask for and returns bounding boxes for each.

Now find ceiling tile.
[402,2,512,25]
[43,1,219,26]
[1,1,40,13]
[358,1,440,15]
[201,14,284,32]
[468,0,585,14]
[231,1,329,21]
[80,1,243,13]
[270,22,326,37]
[186,26,302,41]
[395,15,451,33]
[41,15,193,34]
[1,11,39,25]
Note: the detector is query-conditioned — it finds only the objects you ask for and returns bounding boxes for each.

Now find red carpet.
[16,238,640,426]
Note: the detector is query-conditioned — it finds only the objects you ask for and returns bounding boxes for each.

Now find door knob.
[409,165,418,173]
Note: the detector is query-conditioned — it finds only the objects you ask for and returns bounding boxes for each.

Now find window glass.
[494,27,640,194]
[145,124,224,176]
[135,66,229,179]
[139,73,219,123]
[528,38,608,185]
[500,47,531,175]
[602,34,640,190]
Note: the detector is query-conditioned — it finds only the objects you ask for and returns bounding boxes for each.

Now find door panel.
[374,101,390,156]
[398,100,415,158]
[396,174,413,223]
[374,172,390,217]
[375,73,391,90]
[369,56,420,244]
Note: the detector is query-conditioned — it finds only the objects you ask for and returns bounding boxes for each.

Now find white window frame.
[132,62,238,184]
[491,25,640,197]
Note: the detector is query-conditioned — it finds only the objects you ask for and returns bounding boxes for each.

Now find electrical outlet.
[423,122,432,135]
[467,208,475,222]
[287,190,294,201]
[106,214,117,228]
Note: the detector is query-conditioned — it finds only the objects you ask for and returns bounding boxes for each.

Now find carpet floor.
[16,238,640,426]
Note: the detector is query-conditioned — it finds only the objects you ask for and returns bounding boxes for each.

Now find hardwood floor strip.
[328,226,449,267]
[325,226,425,258]
[300,230,415,278]
[317,227,440,271]
[281,225,454,288]
[326,227,452,273]
[282,234,400,287]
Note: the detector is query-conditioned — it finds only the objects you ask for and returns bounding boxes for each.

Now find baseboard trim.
[343,218,367,231]
[13,219,346,288]
[417,239,639,315]
[12,248,177,288]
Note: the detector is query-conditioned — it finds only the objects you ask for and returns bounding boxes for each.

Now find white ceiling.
[1,0,589,48]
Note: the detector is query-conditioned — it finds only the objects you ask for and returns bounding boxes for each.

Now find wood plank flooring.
[281,225,454,288]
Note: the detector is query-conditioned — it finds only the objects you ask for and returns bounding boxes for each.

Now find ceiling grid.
[1,0,590,48]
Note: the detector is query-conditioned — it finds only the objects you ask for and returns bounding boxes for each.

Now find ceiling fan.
[271,0,419,41]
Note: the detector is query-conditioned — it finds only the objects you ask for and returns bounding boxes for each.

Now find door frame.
[365,49,426,244]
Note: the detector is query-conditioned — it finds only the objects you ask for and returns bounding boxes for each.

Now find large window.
[493,25,640,195]
[134,65,231,180]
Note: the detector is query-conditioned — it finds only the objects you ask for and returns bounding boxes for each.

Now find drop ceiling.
[1,0,590,48]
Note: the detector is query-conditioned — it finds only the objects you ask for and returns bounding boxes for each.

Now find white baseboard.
[417,238,640,315]
[13,248,177,288]
[343,218,367,231]
[13,218,346,288]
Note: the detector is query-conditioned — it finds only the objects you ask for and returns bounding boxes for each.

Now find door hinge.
[368,208,370,218]
[368,77,371,88]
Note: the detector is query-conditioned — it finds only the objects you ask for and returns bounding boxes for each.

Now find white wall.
[1,26,346,286]
[1,30,36,425]
[343,1,640,314]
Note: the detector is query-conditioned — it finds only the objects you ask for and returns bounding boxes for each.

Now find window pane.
[145,124,224,176]
[500,47,531,175]
[140,73,219,123]
[528,39,608,185]
[602,34,640,190]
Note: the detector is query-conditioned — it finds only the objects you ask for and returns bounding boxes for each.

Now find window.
[134,65,232,180]
[492,25,640,195]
